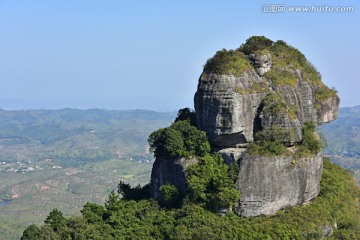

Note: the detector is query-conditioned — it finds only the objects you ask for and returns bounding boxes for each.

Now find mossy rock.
[203,49,252,77]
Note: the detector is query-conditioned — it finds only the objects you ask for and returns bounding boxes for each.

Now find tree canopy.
[148,113,210,158]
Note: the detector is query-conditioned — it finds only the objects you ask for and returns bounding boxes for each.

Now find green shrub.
[269,40,308,69]
[265,68,297,86]
[81,202,106,224]
[236,81,268,94]
[268,41,328,99]
[148,127,185,158]
[315,85,338,108]
[44,209,67,232]
[117,181,150,201]
[203,49,252,76]
[174,108,197,127]
[255,127,298,146]
[159,184,180,209]
[148,113,210,159]
[21,225,42,240]
[300,122,321,153]
[261,92,297,119]
[238,36,274,55]
[294,122,322,160]
[186,154,240,210]
[171,120,210,157]
[247,140,290,157]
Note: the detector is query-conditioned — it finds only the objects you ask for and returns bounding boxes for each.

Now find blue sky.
[0,0,359,110]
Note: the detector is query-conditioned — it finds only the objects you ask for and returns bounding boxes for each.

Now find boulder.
[235,153,323,217]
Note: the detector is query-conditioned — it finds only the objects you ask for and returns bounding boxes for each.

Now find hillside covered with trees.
[21,110,360,239]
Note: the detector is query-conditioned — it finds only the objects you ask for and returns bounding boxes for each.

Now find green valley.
[0,109,175,239]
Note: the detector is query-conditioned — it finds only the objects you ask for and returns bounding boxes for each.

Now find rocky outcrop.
[235,153,323,217]
[249,53,272,76]
[194,72,268,147]
[150,156,197,199]
[194,69,339,148]
[316,96,340,124]
[152,36,340,217]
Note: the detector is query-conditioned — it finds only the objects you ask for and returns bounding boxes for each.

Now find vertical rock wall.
[235,154,323,217]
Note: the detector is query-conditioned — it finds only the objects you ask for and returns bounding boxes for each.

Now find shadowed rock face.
[150,157,197,199]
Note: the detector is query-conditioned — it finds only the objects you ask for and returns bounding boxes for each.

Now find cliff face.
[194,69,339,148]
[194,72,267,147]
[236,154,323,217]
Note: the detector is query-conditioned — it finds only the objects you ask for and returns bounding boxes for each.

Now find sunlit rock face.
[194,69,339,149]
[193,36,339,216]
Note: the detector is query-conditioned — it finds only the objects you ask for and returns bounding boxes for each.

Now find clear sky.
[0,0,359,110]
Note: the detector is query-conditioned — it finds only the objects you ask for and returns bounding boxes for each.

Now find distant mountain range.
[0,106,359,170]
[0,109,175,167]
[0,108,176,239]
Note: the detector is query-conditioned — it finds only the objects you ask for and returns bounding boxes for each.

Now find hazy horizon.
[1,1,359,110]
[0,96,360,112]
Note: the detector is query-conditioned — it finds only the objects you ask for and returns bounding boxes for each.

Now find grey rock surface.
[150,156,197,199]
[194,72,267,147]
[321,224,334,238]
[249,53,272,76]
[260,107,303,146]
[235,153,323,217]
[219,147,247,164]
[194,71,339,148]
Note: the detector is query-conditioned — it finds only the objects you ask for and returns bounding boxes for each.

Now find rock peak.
[195,36,339,148]
[193,36,340,216]
[151,36,340,217]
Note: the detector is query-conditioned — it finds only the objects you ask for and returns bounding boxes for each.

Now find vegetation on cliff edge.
[248,121,322,159]
[203,49,252,77]
[204,36,338,107]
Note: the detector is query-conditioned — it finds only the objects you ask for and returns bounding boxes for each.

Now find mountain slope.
[0,109,175,240]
